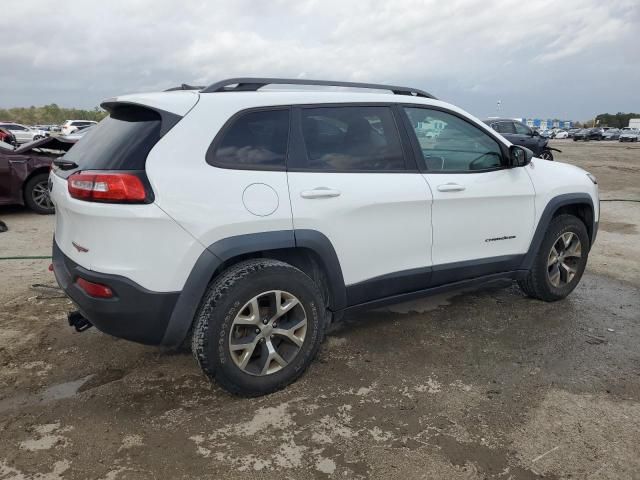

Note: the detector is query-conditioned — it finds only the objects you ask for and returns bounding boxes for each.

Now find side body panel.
[423,168,536,266]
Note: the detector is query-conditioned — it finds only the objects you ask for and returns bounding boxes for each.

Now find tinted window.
[209,109,289,169]
[492,122,516,134]
[300,106,405,171]
[63,105,161,170]
[4,124,25,131]
[405,108,504,172]
[513,122,531,135]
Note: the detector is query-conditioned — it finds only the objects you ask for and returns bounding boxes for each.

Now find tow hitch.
[68,311,93,332]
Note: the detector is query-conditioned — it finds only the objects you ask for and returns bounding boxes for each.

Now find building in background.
[519,118,574,130]
[628,118,640,129]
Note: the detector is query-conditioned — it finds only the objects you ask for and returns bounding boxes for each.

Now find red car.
[0,136,74,214]
[0,127,17,146]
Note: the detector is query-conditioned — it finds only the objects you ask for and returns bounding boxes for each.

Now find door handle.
[437,183,466,192]
[300,187,341,199]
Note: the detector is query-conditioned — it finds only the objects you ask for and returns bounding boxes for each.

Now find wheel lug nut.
[272,323,277,328]
[262,319,268,325]
[255,328,260,334]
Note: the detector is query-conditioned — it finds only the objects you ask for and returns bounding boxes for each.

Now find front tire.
[24,173,54,214]
[191,259,326,396]
[518,215,589,302]
[539,150,554,161]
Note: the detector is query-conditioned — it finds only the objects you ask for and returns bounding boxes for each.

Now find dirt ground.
[0,140,639,479]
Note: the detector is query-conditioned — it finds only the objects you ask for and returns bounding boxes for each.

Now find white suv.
[60,120,97,135]
[50,78,599,396]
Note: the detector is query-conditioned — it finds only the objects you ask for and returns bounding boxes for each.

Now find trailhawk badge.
[72,241,89,253]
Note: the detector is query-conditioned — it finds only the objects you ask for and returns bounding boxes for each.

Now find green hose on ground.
[0,256,52,260]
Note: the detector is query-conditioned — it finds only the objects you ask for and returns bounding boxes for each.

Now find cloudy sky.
[1,0,638,120]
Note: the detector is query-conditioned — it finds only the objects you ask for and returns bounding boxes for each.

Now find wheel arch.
[521,193,596,271]
[21,167,50,200]
[161,230,346,347]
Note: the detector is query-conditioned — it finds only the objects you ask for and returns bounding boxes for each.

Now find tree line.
[0,104,108,125]
[585,112,640,128]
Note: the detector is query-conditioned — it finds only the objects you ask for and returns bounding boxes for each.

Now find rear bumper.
[52,239,179,345]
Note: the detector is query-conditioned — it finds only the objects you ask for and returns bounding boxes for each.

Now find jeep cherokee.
[50,78,599,396]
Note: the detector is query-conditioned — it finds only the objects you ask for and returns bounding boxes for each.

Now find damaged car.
[0,136,74,214]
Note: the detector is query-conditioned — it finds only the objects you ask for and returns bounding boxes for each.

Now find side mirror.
[509,145,533,167]
[532,130,539,136]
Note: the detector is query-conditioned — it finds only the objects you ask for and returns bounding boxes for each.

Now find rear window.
[63,105,161,170]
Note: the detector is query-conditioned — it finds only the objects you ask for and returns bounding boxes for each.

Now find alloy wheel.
[228,290,307,376]
[547,232,582,287]
[32,181,54,210]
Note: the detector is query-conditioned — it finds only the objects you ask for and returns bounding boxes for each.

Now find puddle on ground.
[0,374,94,414]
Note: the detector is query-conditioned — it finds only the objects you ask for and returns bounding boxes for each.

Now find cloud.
[0,0,638,119]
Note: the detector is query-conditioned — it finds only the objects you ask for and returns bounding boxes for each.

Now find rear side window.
[513,122,531,135]
[299,106,405,171]
[492,122,516,134]
[63,105,161,170]
[207,109,290,170]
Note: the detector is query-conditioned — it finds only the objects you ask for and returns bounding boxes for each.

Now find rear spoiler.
[100,100,183,137]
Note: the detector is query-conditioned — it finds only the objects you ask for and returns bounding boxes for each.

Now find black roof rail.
[164,84,205,92]
[200,77,436,99]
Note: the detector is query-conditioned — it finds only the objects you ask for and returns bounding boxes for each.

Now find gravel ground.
[0,140,639,479]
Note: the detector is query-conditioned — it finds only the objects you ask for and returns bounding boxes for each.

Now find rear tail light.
[68,172,148,203]
[76,277,114,298]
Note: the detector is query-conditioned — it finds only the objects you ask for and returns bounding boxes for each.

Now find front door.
[403,107,536,284]
[286,105,433,305]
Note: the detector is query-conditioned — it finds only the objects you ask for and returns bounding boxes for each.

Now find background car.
[60,124,95,142]
[540,129,554,138]
[60,120,98,135]
[32,125,57,134]
[619,129,639,142]
[555,130,569,139]
[573,128,604,141]
[0,136,74,213]
[484,118,558,159]
[567,128,581,138]
[0,122,47,143]
[0,127,17,146]
[602,129,621,140]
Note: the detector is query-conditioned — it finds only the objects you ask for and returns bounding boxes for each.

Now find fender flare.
[520,193,596,271]
[161,229,345,347]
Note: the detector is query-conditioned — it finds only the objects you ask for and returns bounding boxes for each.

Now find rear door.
[513,121,540,152]
[403,107,535,284]
[286,104,433,305]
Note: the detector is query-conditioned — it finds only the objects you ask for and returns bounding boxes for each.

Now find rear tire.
[191,259,326,396]
[24,173,54,214]
[518,215,589,302]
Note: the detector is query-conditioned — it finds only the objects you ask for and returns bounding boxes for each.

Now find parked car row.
[0,120,98,144]
[572,127,640,142]
[534,127,637,142]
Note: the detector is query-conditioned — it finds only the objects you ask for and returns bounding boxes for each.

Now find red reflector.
[68,172,147,203]
[76,277,113,298]
[48,263,54,272]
